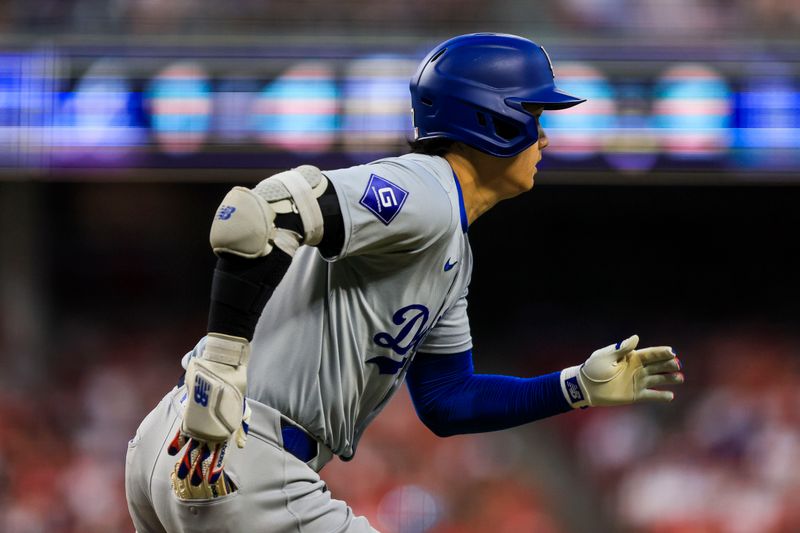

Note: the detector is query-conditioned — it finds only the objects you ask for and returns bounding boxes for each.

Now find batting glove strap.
[203,333,250,367]
[560,365,591,409]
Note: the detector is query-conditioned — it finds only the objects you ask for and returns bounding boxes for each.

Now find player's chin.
[527,167,538,189]
[509,168,537,195]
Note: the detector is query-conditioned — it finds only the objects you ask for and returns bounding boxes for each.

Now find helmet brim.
[508,88,586,111]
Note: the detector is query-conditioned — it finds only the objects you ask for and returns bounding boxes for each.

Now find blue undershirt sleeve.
[405,350,572,437]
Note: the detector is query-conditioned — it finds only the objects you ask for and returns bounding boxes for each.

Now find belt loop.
[307,446,334,472]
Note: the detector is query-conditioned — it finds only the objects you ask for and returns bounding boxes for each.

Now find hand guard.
[168,334,251,499]
[560,335,683,408]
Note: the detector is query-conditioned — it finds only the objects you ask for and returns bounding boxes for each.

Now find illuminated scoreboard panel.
[0,42,798,179]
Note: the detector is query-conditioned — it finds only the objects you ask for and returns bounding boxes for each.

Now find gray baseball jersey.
[258,154,472,458]
[186,153,473,460]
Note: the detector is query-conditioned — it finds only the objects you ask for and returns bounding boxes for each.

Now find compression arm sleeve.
[405,350,572,437]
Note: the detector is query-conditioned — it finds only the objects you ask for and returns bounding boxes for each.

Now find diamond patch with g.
[359,174,409,225]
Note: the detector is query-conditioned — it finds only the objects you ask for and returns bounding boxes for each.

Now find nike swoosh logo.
[444,258,458,272]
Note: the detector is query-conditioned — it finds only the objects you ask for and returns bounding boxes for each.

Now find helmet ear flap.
[491,117,521,142]
[478,111,530,144]
[472,108,532,148]
[472,110,519,142]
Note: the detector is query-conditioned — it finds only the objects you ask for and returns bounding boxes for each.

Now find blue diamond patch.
[359,174,409,225]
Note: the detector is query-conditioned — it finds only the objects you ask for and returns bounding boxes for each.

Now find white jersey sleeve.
[322,156,453,259]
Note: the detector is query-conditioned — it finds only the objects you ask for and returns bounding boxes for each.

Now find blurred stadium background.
[1,1,799,532]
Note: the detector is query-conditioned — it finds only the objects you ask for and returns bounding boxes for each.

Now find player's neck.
[444,150,522,225]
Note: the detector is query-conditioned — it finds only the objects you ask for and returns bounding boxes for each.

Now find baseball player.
[125,33,684,532]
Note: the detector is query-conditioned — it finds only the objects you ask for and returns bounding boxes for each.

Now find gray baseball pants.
[125,386,378,533]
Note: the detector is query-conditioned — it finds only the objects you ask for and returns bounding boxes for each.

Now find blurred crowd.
[0,324,185,532]
[553,0,800,36]
[1,318,798,532]
[566,328,800,533]
[1,0,798,530]
[0,0,797,37]
[0,0,488,36]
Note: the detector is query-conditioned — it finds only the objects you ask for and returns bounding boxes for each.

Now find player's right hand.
[167,333,251,499]
[560,335,684,408]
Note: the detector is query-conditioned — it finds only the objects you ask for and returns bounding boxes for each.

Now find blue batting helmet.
[410,33,586,157]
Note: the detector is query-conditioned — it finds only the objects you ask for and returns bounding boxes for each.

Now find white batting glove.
[168,333,251,498]
[560,335,684,408]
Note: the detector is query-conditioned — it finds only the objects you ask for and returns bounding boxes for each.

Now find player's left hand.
[560,334,684,408]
